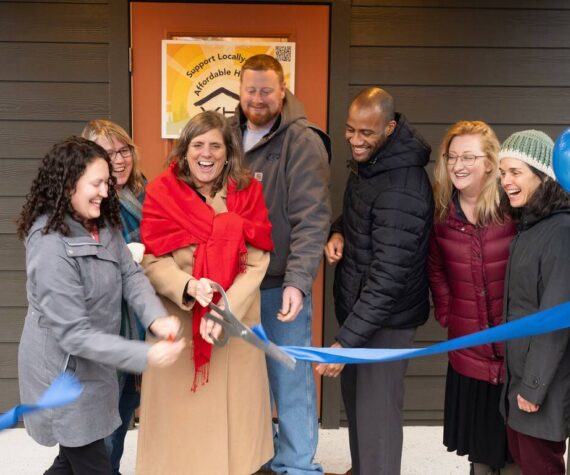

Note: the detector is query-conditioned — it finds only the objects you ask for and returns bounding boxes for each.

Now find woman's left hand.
[315,342,345,378]
[149,316,181,341]
[517,394,540,413]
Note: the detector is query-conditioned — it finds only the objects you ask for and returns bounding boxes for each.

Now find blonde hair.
[81,119,145,196]
[433,120,502,225]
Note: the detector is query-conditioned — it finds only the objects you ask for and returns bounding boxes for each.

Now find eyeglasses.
[443,153,486,167]
[106,146,132,160]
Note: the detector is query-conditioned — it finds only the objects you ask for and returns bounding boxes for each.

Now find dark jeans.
[341,327,416,475]
[104,374,140,475]
[44,439,112,475]
[506,424,566,475]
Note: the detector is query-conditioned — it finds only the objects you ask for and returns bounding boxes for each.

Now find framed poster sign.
[162,39,296,138]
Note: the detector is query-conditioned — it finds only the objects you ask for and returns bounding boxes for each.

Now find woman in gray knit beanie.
[498,129,570,474]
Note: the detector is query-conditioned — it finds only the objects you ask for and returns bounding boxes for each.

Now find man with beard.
[231,54,330,475]
[318,87,434,475]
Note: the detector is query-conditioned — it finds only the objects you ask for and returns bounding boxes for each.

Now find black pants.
[341,327,416,475]
[105,374,140,474]
[44,439,112,475]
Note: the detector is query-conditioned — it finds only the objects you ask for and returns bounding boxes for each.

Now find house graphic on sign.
[194,87,240,117]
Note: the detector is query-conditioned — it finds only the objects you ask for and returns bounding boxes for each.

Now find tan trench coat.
[136,192,273,475]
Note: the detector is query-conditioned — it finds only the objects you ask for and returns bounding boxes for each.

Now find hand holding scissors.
[194,277,214,307]
[203,282,296,370]
[200,302,224,345]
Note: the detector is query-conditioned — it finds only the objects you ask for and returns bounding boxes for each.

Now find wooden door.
[131,2,330,413]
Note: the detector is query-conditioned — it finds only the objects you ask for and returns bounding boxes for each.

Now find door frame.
[109,0,351,428]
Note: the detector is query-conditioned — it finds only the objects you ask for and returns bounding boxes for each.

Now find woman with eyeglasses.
[81,120,148,475]
[428,121,518,475]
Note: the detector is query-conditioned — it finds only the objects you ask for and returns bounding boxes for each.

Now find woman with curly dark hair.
[81,119,148,475]
[17,137,185,474]
[498,130,570,475]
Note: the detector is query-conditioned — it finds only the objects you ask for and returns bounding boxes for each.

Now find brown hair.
[241,54,284,83]
[81,119,145,196]
[434,120,502,225]
[17,136,121,239]
[169,111,250,197]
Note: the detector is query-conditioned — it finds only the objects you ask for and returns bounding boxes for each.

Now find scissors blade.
[241,329,296,370]
[207,281,296,369]
[261,340,296,370]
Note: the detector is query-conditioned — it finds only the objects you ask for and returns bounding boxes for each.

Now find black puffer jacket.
[332,113,434,348]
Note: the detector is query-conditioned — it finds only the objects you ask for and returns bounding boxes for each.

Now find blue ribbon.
[0,372,83,431]
[3,304,568,430]
[253,301,570,364]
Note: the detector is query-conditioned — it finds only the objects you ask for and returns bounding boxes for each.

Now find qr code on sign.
[275,46,292,63]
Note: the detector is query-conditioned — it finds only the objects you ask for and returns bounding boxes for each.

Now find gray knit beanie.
[498,129,555,179]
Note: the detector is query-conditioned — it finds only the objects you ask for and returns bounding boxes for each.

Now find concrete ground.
[2,427,567,474]
[1,426,469,474]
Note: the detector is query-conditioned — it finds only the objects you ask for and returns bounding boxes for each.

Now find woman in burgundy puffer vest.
[429,121,518,475]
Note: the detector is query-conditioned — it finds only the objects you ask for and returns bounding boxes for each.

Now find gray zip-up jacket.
[231,91,331,295]
[18,215,166,447]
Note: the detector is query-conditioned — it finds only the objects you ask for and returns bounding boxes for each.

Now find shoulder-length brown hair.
[434,120,503,225]
[17,136,121,240]
[169,111,250,196]
[81,119,145,196]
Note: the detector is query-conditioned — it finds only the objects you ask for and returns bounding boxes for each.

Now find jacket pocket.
[62,354,77,375]
[41,327,67,377]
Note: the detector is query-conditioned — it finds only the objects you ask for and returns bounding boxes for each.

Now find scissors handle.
[165,323,184,342]
[209,282,231,311]
[203,313,230,346]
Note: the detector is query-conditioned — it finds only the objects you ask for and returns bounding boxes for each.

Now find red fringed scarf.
[141,163,273,389]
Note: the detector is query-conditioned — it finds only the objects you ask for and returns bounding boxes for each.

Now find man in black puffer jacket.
[318,87,434,475]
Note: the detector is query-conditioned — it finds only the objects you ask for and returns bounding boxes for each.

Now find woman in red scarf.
[136,111,274,475]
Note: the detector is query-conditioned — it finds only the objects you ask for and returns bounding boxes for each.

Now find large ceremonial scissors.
[204,281,296,370]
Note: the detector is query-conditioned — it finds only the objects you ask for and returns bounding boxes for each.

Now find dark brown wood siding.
[0,0,128,412]
[345,0,570,425]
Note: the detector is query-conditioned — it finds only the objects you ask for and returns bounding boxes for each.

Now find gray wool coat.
[18,215,166,447]
[500,210,570,442]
